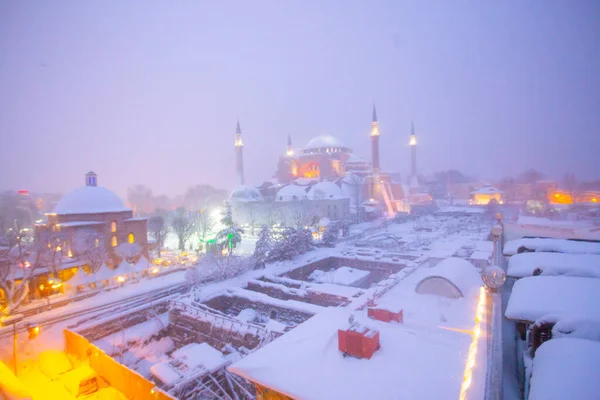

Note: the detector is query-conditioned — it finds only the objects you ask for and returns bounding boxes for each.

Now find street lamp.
[482,265,506,292]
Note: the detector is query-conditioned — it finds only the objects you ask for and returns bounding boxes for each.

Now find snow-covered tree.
[221,202,234,228]
[321,222,341,247]
[115,242,142,263]
[253,226,272,268]
[291,203,309,229]
[148,215,169,257]
[72,229,107,272]
[269,227,314,261]
[216,226,243,257]
[0,230,63,316]
[171,208,195,250]
[196,209,214,247]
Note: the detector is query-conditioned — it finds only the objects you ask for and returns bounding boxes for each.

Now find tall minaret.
[235,120,245,185]
[409,122,417,178]
[370,104,380,174]
[286,134,294,157]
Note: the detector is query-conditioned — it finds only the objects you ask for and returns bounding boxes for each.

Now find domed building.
[275,134,359,183]
[36,172,148,265]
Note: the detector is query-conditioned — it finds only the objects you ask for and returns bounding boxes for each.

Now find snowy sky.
[1,0,599,197]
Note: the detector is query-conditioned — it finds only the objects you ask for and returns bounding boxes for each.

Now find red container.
[368,307,403,323]
[338,326,380,359]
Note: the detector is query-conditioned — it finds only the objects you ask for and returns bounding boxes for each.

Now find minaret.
[286,134,294,157]
[235,120,245,185]
[409,122,417,178]
[370,104,380,174]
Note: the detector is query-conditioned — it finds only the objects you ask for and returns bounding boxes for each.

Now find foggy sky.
[1,0,599,198]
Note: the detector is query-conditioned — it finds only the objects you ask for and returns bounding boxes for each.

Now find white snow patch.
[507,252,600,278]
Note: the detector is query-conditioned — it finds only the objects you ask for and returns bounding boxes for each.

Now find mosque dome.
[307,182,347,200]
[275,185,308,201]
[230,185,263,202]
[301,134,352,155]
[53,186,129,215]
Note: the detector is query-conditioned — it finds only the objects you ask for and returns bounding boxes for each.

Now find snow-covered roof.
[229,308,471,400]
[94,263,117,281]
[53,186,130,215]
[507,252,600,279]
[307,181,347,200]
[434,207,485,216]
[470,185,502,195]
[529,338,600,400]
[416,257,482,298]
[275,185,307,201]
[124,217,147,222]
[65,268,95,287]
[171,342,227,372]
[56,221,104,228]
[503,238,600,256]
[133,256,150,272]
[505,276,600,322]
[343,153,367,164]
[229,185,263,202]
[303,134,347,151]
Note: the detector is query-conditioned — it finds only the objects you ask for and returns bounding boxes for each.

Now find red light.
[17,190,29,195]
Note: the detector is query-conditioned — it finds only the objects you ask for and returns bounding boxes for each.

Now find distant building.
[470,185,503,205]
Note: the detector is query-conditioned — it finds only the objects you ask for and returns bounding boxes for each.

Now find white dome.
[307,182,346,200]
[276,185,308,202]
[53,186,129,215]
[302,135,350,154]
[230,185,263,202]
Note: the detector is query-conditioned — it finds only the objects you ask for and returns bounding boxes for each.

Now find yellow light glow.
[117,276,126,283]
[24,261,30,268]
[409,135,417,146]
[67,249,73,258]
[51,283,62,289]
[459,286,486,400]
[286,149,294,157]
[151,267,159,274]
[593,198,598,203]
[55,246,61,252]
[371,122,379,137]
[39,284,45,290]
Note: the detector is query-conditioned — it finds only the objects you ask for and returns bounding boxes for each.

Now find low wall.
[64,329,175,400]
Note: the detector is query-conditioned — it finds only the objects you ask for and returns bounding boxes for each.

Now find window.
[111,236,118,247]
[128,233,135,244]
[110,221,117,233]
[94,238,100,247]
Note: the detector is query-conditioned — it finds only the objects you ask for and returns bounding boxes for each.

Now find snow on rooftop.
[275,184,308,201]
[309,267,370,287]
[504,238,600,256]
[507,252,600,278]
[230,185,263,202]
[53,185,130,215]
[435,206,485,215]
[307,181,347,200]
[470,185,502,195]
[56,221,104,228]
[94,313,169,353]
[229,308,470,400]
[505,276,600,323]
[529,338,600,400]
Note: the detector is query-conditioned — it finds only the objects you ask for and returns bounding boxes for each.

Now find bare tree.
[172,209,195,251]
[72,229,107,273]
[196,210,214,245]
[291,202,309,229]
[148,215,169,257]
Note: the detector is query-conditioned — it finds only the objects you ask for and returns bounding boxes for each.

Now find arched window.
[110,221,117,233]
[111,236,118,247]
[128,233,135,244]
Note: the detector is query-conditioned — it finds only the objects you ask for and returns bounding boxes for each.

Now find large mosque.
[229,106,431,227]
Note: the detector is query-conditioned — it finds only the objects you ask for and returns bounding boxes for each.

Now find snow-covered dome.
[301,134,352,155]
[344,154,366,164]
[415,257,481,299]
[276,185,308,201]
[229,185,263,202]
[307,182,347,200]
[53,186,129,215]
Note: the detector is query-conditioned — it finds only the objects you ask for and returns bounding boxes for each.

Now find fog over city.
[1,1,599,198]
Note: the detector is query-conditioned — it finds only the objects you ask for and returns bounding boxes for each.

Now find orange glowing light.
[116,276,126,283]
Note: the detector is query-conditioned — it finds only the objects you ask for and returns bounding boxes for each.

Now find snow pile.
[504,238,600,256]
[229,308,470,400]
[505,277,600,323]
[507,252,600,278]
[529,338,600,400]
[545,316,600,342]
[237,308,258,323]
[309,267,370,287]
[417,257,482,298]
[150,363,181,387]
[172,342,227,372]
[265,319,287,334]
[53,185,130,215]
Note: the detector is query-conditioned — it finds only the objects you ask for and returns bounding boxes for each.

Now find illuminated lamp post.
[11,320,40,376]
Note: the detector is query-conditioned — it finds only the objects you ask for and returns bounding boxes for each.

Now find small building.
[470,185,503,205]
